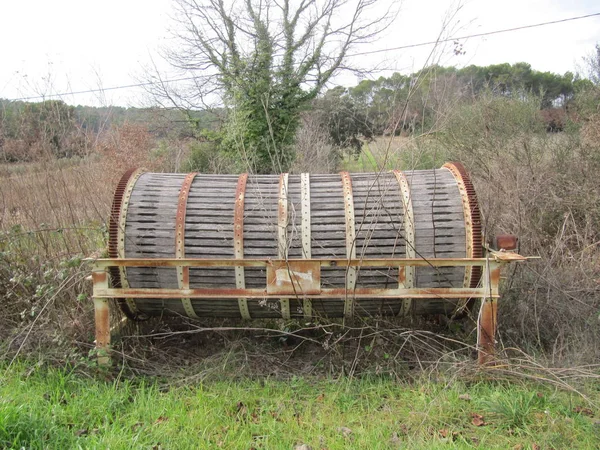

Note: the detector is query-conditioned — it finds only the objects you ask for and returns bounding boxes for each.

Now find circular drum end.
[443,162,484,313]
[108,168,145,320]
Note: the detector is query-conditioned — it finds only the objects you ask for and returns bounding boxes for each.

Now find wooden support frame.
[91,253,524,366]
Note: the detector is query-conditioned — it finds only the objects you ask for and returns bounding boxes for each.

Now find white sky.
[0,0,598,107]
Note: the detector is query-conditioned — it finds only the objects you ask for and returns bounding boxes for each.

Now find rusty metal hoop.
[340,171,357,319]
[443,162,483,312]
[108,168,145,320]
[176,172,199,318]
[234,173,250,319]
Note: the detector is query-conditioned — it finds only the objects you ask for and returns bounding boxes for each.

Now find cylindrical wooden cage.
[108,163,482,320]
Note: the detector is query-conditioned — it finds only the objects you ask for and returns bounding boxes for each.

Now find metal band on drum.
[300,173,312,319]
[443,162,483,312]
[176,172,199,318]
[116,169,145,317]
[393,170,415,317]
[340,171,357,319]
[234,173,251,319]
[278,173,291,319]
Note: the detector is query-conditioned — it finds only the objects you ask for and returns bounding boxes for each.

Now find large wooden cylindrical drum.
[108,163,482,320]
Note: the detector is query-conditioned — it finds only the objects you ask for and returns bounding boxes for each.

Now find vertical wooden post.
[92,268,111,366]
[478,261,501,364]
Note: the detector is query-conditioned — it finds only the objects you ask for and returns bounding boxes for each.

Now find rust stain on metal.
[176,172,198,318]
[494,234,518,251]
[234,173,248,260]
[234,173,250,319]
[182,267,190,288]
[278,173,289,231]
[175,172,198,259]
[107,169,140,320]
[340,171,357,319]
[93,298,111,365]
[478,298,497,365]
[398,266,406,286]
[108,168,144,319]
[300,173,312,318]
[443,162,483,286]
[92,270,107,285]
[267,260,321,295]
[277,173,291,318]
[443,162,483,314]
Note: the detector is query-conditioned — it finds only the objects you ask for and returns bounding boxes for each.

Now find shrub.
[290,113,340,173]
[436,92,600,363]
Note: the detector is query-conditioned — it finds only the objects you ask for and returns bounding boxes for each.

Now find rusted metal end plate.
[234,173,250,319]
[443,162,483,312]
[340,171,357,319]
[278,173,291,318]
[110,168,145,319]
[300,173,312,318]
[266,261,321,295]
[443,162,483,285]
[108,168,141,320]
[393,170,415,317]
[176,172,199,319]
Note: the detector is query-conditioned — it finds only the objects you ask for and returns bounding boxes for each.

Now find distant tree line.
[1,59,598,164]
[313,62,589,145]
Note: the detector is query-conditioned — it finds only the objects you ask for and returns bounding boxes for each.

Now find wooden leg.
[94,297,111,366]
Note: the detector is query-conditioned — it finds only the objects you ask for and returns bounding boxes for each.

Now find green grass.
[1,363,598,449]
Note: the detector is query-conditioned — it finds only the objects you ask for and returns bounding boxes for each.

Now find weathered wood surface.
[120,169,470,318]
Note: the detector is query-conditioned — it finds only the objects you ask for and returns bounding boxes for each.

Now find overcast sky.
[0,0,598,107]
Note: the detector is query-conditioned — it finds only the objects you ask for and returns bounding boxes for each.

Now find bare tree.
[150,0,398,172]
